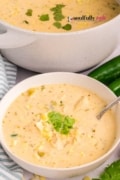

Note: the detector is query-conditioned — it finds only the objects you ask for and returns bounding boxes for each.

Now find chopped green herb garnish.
[53,22,62,29]
[39,14,49,21]
[54,13,65,21]
[50,4,65,12]
[50,4,65,21]
[48,111,75,135]
[11,134,18,137]
[62,24,72,31]
[25,9,33,16]
[23,20,29,24]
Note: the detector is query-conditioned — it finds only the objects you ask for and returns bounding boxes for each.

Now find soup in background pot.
[2,84,116,168]
[0,0,120,32]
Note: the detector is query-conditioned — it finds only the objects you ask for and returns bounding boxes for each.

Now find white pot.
[0,15,120,73]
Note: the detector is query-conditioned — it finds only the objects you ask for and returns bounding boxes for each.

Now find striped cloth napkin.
[0,54,23,180]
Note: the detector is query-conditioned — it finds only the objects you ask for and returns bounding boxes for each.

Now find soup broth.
[0,0,119,32]
[2,84,116,168]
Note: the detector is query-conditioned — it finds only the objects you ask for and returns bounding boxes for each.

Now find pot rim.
[0,14,120,36]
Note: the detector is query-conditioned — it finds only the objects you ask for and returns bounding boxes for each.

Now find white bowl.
[0,14,120,72]
[0,72,120,179]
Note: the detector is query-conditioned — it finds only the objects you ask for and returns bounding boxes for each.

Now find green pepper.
[108,78,120,96]
[88,55,120,85]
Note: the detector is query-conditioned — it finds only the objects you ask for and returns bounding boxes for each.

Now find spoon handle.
[97,96,120,120]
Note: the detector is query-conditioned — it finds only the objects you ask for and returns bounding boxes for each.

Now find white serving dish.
[0,72,120,179]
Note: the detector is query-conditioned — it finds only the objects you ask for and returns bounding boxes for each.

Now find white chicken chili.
[2,84,116,168]
[0,0,119,32]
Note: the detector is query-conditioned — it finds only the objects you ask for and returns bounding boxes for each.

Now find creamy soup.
[0,0,119,32]
[2,84,116,168]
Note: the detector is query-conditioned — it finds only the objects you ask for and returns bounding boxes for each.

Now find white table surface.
[16,43,120,180]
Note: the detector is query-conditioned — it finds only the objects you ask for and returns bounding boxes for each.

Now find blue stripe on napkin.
[0,54,17,99]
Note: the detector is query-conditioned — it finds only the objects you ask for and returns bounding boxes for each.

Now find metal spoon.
[96,96,120,120]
